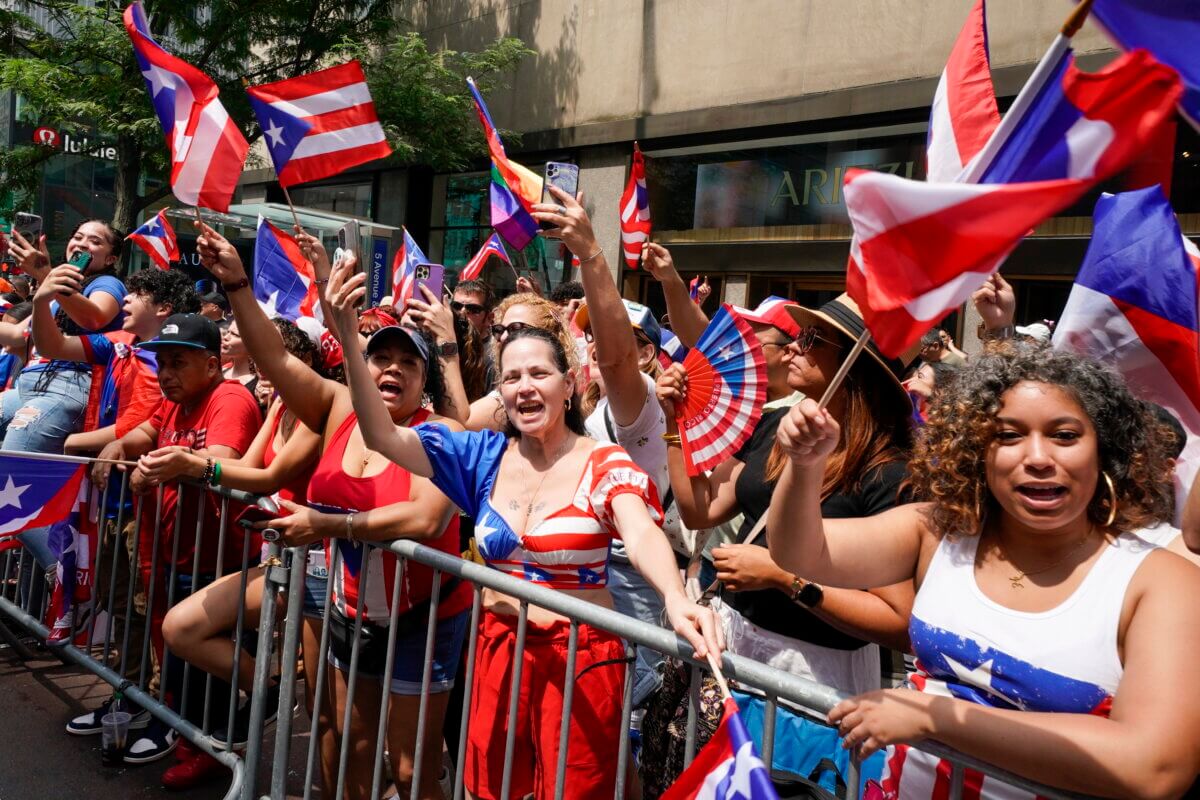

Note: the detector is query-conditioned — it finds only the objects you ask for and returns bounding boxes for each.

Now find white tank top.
[879,531,1158,800]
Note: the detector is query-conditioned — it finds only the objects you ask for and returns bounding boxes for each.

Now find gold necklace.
[516,436,572,519]
[998,527,1094,589]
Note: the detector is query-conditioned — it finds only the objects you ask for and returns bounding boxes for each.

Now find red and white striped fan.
[676,305,767,476]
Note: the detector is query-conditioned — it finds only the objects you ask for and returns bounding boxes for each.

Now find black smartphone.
[13,212,41,243]
[540,162,580,230]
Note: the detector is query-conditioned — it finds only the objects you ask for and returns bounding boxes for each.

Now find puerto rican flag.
[123,2,249,212]
[1087,0,1200,127]
[689,277,702,303]
[1053,186,1200,524]
[0,455,86,539]
[126,210,179,271]
[253,217,319,322]
[659,328,689,371]
[246,60,392,188]
[620,142,653,269]
[926,0,1000,182]
[677,306,766,476]
[458,232,510,282]
[662,697,778,800]
[845,49,1182,358]
[392,227,427,305]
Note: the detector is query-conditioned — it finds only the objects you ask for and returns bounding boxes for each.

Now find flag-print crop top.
[414,424,662,589]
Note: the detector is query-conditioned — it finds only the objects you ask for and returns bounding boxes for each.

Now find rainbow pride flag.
[467,77,542,250]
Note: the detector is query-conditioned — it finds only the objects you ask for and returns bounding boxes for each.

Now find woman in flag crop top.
[767,341,1200,800]
[194,223,470,800]
[323,255,724,800]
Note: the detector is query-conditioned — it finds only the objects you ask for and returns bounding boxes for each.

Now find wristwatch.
[436,341,459,358]
[789,576,824,608]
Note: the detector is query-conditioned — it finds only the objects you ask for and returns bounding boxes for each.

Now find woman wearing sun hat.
[656,292,917,781]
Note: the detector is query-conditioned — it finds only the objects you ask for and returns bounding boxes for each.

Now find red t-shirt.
[142,380,262,572]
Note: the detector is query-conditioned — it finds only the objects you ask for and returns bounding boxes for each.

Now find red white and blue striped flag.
[0,455,86,539]
[246,60,392,188]
[676,306,766,476]
[392,228,428,304]
[123,2,249,212]
[126,210,179,271]
[459,232,511,282]
[1053,186,1200,523]
[926,0,1000,182]
[620,143,652,269]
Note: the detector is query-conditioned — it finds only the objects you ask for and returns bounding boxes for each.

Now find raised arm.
[322,255,435,478]
[533,186,646,425]
[195,222,338,435]
[405,285,470,423]
[642,243,709,348]
[30,267,87,362]
[768,399,925,589]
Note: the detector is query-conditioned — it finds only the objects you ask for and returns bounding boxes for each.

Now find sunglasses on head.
[451,300,487,315]
[795,326,843,355]
[491,321,533,341]
[583,328,654,349]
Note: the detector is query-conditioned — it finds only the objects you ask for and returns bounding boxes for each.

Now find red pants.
[465,610,627,799]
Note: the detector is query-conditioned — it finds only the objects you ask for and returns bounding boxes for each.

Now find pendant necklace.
[517,436,572,519]
[999,527,1094,589]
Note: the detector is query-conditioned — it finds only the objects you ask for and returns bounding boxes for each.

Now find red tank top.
[307,409,469,622]
[262,402,315,503]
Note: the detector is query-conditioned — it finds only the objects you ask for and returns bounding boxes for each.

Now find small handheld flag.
[246,61,392,188]
[458,232,511,282]
[253,217,319,322]
[689,277,702,303]
[676,306,766,476]
[466,77,543,250]
[123,2,248,212]
[661,697,779,800]
[392,228,428,305]
[126,210,179,271]
[0,454,86,539]
[927,0,1000,182]
[619,143,652,268]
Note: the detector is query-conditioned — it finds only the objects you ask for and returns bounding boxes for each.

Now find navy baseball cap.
[139,313,222,355]
[366,325,430,365]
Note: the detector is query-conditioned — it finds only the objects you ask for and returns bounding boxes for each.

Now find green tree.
[0,1,531,235]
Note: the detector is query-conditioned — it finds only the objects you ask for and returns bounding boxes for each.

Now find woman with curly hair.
[767,342,1200,800]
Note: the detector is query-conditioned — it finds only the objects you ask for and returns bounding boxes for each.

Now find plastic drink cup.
[100,710,132,766]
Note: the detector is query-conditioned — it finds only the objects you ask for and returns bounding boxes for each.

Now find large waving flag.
[677,306,767,476]
[392,227,427,305]
[246,61,392,188]
[253,217,319,322]
[1052,187,1200,522]
[466,77,543,250]
[0,455,86,539]
[126,210,179,271]
[1088,0,1200,126]
[620,143,653,268]
[123,2,248,212]
[846,50,1182,358]
[458,232,511,282]
[927,0,1000,182]
[662,697,779,800]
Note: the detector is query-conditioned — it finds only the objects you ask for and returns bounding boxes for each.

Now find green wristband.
[210,460,222,486]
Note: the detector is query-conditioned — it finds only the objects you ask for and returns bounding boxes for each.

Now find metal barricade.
[0,450,1097,800]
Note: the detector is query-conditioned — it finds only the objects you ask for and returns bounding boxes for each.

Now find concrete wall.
[402,0,1115,136]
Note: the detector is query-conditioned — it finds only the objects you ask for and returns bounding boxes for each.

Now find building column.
[577,145,629,285]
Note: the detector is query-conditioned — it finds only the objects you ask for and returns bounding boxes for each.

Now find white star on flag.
[264,119,286,147]
[259,290,281,319]
[145,216,159,232]
[0,476,30,511]
[142,63,172,97]
[944,654,1027,710]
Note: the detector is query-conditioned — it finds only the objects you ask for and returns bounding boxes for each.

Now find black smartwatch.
[789,577,824,608]
[436,341,459,358]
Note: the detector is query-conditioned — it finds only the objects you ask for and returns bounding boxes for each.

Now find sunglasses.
[794,326,843,355]
[491,321,533,341]
[451,300,487,315]
[583,329,654,349]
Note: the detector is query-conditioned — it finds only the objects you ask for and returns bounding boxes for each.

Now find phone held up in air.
[540,162,580,231]
[13,212,42,243]
[413,263,445,303]
[333,220,359,270]
[67,250,92,271]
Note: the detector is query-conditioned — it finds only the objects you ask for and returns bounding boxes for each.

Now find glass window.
[288,181,372,218]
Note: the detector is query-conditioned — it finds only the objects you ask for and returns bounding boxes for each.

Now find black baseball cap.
[139,313,222,355]
[198,290,229,311]
[366,325,430,365]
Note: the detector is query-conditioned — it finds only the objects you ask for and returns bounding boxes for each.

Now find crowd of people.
[1,193,1199,800]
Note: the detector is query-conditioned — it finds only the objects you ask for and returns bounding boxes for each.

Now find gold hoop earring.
[974,484,987,532]
[1101,471,1118,528]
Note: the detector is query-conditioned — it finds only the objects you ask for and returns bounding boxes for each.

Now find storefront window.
[288,181,372,218]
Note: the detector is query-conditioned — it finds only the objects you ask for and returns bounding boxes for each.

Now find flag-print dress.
[881,531,1157,799]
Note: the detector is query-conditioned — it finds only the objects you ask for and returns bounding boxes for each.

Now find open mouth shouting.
[377,378,403,402]
[1014,483,1069,511]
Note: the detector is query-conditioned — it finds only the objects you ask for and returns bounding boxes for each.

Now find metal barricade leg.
[498,601,529,800]
[409,568,442,800]
[179,489,207,721]
[268,545,307,800]
[243,542,286,800]
[202,497,231,736]
[102,477,131,668]
[613,644,636,800]
[763,695,777,772]
[552,621,579,800]
[369,554,405,800]
[303,546,339,800]
[78,477,112,648]
[684,663,701,767]
[225,526,254,739]
[334,547,373,800]
[138,486,165,692]
[452,586,483,800]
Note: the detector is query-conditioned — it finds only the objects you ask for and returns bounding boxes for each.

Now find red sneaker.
[174,737,196,763]
[161,750,226,791]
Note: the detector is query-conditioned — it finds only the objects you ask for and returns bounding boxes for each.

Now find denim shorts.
[327,606,469,695]
[302,548,329,619]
